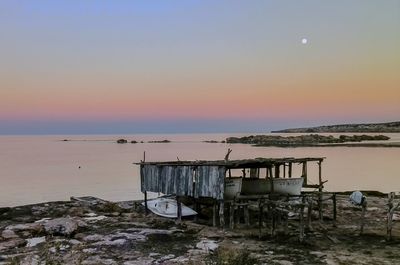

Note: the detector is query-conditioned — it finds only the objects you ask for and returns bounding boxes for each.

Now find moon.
[301,38,308,44]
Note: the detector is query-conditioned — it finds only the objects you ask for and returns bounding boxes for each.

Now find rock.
[310,251,327,258]
[196,239,218,252]
[93,238,127,246]
[82,256,117,265]
[123,258,154,265]
[5,223,43,234]
[0,238,26,251]
[83,215,107,222]
[19,255,40,265]
[44,217,87,236]
[275,260,294,265]
[159,254,175,262]
[26,236,46,247]
[1,229,18,239]
[117,139,128,144]
[68,239,81,245]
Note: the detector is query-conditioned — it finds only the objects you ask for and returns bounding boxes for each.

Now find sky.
[1,0,399,134]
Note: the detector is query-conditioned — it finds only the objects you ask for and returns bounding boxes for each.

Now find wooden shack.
[137,157,326,226]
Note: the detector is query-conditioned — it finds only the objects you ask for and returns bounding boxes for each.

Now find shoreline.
[1,193,400,264]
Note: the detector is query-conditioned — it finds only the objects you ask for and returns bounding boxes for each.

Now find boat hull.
[141,198,197,218]
[225,177,304,198]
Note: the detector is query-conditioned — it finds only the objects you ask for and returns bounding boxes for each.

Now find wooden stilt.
[275,164,280,179]
[360,199,367,235]
[213,201,217,227]
[318,161,323,221]
[307,196,313,230]
[176,196,182,223]
[302,162,307,184]
[144,191,148,215]
[386,192,398,241]
[299,202,305,242]
[283,163,286,178]
[229,201,235,229]
[244,203,250,227]
[219,200,225,228]
[258,199,263,238]
[333,193,337,226]
[194,200,199,222]
[288,163,292,178]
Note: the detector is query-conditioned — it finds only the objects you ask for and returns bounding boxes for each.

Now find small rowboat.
[141,198,197,218]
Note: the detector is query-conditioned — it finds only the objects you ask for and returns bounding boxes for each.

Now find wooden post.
[288,163,292,178]
[176,196,182,223]
[387,192,397,241]
[360,199,367,235]
[302,162,307,184]
[219,200,225,228]
[283,163,286,178]
[213,200,217,227]
[333,193,337,226]
[299,201,305,242]
[194,199,199,222]
[275,164,280,178]
[307,196,313,231]
[229,201,235,229]
[258,199,263,238]
[318,161,323,221]
[244,203,250,227]
[144,191,148,215]
[271,204,276,237]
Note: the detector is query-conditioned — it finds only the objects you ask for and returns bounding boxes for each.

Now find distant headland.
[271,121,400,133]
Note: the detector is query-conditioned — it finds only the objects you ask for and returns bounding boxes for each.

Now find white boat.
[141,198,197,218]
[225,177,304,198]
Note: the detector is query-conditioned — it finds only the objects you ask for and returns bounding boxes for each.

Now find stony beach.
[1,193,399,265]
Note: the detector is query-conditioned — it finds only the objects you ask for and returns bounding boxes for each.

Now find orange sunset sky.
[0,1,399,134]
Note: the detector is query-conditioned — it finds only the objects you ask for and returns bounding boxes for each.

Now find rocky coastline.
[225,134,397,147]
[1,194,400,264]
[272,121,400,133]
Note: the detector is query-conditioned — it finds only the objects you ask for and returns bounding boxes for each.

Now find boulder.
[5,223,43,234]
[44,217,87,236]
[117,139,128,144]
[1,229,18,239]
[0,238,26,251]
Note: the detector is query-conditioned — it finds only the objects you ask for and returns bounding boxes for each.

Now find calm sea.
[1,133,400,207]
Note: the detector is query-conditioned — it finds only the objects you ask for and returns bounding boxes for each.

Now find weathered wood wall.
[140,165,225,200]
